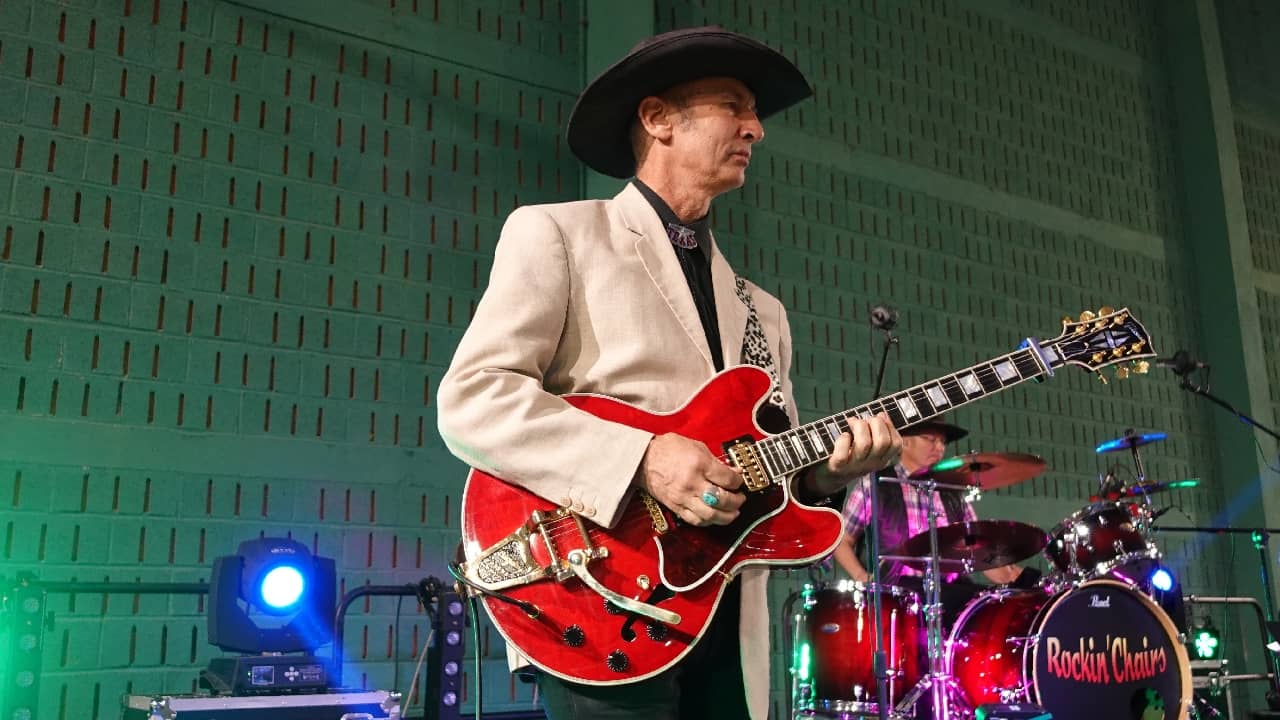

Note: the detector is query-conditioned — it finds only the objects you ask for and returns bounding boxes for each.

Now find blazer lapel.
[709,235,748,368]
[614,185,716,371]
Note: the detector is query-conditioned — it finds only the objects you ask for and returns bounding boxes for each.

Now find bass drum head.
[1029,579,1190,719]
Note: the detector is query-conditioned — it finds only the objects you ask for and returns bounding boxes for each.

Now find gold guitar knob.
[1098,305,1115,316]
[1079,310,1097,322]
[1133,360,1150,374]
[1116,366,1130,380]
[1061,315,1074,326]
[1092,352,1105,364]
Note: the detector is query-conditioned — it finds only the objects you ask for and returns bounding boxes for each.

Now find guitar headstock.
[1045,306,1156,381]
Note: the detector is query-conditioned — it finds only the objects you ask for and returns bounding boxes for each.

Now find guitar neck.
[757,345,1054,479]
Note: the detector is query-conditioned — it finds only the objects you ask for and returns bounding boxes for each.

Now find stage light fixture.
[203,537,337,695]
[426,589,466,720]
[1190,617,1222,661]
[1149,567,1175,593]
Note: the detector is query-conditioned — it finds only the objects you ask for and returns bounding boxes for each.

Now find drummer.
[832,418,1038,621]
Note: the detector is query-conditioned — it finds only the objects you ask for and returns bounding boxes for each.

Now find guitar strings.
[536,357,1038,545]
[514,337,1143,563]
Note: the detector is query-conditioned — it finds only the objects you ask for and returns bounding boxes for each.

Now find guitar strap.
[733,275,788,419]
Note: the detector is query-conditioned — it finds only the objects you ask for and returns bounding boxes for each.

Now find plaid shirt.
[841,463,977,579]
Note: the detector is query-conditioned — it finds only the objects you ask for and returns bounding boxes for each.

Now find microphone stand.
[1176,368,1280,443]
[867,307,898,720]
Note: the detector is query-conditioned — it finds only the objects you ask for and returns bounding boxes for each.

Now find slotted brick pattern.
[0,0,577,715]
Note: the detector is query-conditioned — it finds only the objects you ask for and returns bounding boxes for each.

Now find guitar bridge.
[461,508,604,592]
[725,439,769,491]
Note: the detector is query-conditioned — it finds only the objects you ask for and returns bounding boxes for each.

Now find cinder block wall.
[0,1,1276,718]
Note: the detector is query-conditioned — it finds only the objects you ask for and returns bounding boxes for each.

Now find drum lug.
[1006,633,1040,648]
[984,587,1019,602]
[997,684,1031,703]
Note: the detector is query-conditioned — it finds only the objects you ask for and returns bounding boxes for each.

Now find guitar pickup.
[725,438,769,491]
[461,508,604,592]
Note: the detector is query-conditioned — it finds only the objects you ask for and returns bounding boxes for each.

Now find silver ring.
[701,489,720,508]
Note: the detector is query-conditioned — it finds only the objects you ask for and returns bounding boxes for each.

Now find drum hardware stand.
[881,476,978,720]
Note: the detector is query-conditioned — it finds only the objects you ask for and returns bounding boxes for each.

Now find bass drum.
[948,579,1190,719]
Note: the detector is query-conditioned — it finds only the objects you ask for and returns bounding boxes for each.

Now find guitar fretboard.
[756,346,1053,479]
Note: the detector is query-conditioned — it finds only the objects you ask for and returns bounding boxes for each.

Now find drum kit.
[791,429,1199,720]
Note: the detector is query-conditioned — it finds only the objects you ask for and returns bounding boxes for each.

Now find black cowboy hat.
[566,26,812,178]
[903,418,968,444]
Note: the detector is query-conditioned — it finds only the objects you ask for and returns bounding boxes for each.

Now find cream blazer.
[438,183,798,720]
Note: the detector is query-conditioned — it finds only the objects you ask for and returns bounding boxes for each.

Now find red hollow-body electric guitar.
[458,308,1155,684]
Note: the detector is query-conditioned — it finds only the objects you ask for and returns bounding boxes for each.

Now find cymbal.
[908,452,1047,490]
[1101,478,1200,500]
[1095,431,1167,454]
[886,520,1049,573]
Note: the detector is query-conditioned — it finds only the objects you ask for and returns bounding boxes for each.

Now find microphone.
[1155,349,1207,376]
[869,303,898,331]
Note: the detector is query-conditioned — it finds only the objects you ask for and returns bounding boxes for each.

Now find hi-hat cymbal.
[908,452,1047,490]
[886,520,1049,573]
[1095,431,1167,454]
[1101,478,1200,500]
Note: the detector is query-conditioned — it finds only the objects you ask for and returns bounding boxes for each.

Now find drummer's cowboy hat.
[566,26,812,178]
[903,418,968,444]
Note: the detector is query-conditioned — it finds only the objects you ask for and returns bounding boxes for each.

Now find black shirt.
[631,179,724,372]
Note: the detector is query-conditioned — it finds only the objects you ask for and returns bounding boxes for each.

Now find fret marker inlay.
[995,361,1017,381]
[808,430,824,453]
[926,385,949,407]
[960,374,982,395]
[896,397,920,419]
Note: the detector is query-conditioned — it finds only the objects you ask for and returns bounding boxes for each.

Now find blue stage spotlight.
[258,565,306,611]
[208,537,336,655]
[204,537,337,695]
[1150,566,1175,593]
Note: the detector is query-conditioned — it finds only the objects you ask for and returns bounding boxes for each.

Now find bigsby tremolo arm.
[461,506,680,625]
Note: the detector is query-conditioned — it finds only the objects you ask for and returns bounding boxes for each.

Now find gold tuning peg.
[1091,351,1105,364]
[1116,366,1130,380]
[1061,315,1074,326]
[1111,347,1126,357]
[1098,305,1115,316]
[1133,360,1150,374]
[1112,313,1128,325]
[1096,372,1109,385]
[1079,310,1096,322]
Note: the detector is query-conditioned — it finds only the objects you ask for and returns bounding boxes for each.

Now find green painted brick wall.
[0,0,1275,718]
[0,0,580,716]
[1221,0,1280,568]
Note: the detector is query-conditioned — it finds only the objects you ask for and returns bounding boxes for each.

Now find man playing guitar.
[437,26,900,720]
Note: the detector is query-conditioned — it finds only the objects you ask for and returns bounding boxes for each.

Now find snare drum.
[948,579,1190,719]
[1045,501,1159,577]
[792,581,922,715]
